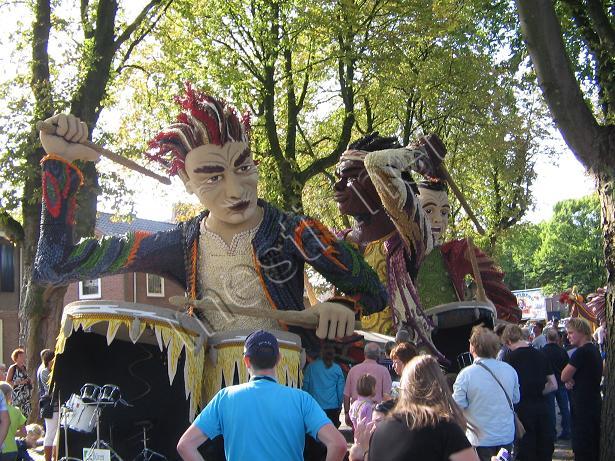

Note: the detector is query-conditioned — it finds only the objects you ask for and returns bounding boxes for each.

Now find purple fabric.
[385,234,444,361]
[349,397,375,433]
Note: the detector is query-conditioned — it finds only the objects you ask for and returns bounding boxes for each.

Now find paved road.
[553,438,574,460]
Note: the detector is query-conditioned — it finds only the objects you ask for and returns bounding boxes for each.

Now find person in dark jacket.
[561,318,603,461]
[541,327,571,440]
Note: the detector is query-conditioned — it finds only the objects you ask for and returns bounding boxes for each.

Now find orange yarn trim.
[329,295,361,315]
[126,231,151,267]
[294,219,348,271]
[190,240,198,299]
[41,154,84,185]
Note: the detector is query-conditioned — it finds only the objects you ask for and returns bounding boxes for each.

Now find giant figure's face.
[417,187,450,245]
[183,141,259,226]
[333,159,382,216]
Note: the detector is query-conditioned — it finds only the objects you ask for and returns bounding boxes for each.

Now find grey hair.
[0,381,12,398]
[395,329,412,344]
[545,327,559,343]
[364,342,381,360]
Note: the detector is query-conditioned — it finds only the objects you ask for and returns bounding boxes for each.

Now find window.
[79,278,101,299]
[0,243,15,292]
[146,274,165,297]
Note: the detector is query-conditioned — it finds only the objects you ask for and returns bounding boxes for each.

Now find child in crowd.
[349,399,396,461]
[349,374,377,437]
[16,424,45,461]
[16,425,44,461]
[0,382,27,461]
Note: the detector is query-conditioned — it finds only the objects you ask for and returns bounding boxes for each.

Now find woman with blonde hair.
[367,355,478,461]
[561,317,602,461]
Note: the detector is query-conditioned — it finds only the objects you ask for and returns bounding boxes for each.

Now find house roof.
[96,212,176,236]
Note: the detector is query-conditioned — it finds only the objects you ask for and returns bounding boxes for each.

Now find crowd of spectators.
[0,317,604,461]
[174,316,604,461]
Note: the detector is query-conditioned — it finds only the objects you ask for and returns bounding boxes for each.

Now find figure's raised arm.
[33,125,186,287]
[363,134,447,260]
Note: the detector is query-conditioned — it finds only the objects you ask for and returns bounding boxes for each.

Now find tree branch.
[515,0,602,170]
[212,38,264,83]
[585,0,615,59]
[114,0,163,51]
[299,112,354,184]
[116,0,173,72]
[81,0,93,38]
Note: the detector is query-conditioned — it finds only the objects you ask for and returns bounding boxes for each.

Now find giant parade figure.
[333,132,520,368]
[32,84,387,458]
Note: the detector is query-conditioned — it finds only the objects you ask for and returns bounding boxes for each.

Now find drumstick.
[466,237,488,303]
[437,164,485,235]
[37,121,172,185]
[169,296,363,331]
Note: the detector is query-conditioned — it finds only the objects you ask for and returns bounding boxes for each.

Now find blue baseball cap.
[244,330,279,359]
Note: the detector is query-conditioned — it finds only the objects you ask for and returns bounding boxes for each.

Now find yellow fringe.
[202,343,301,403]
[54,314,205,421]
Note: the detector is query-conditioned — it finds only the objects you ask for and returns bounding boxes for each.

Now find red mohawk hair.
[146,83,251,176]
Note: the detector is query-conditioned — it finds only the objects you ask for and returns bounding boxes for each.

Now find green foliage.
[108,0,544,243]
[0,2,174,222]
[494,222,542,290]
[534,194,606,296]
[495,195,605,296]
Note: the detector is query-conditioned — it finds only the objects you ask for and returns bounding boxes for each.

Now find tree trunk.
[19,0,168,420]
[598,172,615,459]
[515,2,615,458]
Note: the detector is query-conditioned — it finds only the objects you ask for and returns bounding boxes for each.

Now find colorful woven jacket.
[34,156,388,343]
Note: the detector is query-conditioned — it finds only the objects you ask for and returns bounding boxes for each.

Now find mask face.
[417,187,450,245]
[184,141,259,226]
[333,159,382,216]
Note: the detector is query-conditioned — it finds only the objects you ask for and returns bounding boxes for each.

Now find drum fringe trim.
[54,314,205,421]
[202,343,301,403]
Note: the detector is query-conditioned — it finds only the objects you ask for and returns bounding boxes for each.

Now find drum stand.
[59,402,73,461]
[86,402,123,461]
[133,421,166,461]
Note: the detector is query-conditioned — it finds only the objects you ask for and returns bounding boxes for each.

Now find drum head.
[80,384,101,403]
[99,384,121,403]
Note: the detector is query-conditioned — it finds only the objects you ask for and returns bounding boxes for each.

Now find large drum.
[429,300,496,372]
[203,329,303,403]
[52,300,208,461]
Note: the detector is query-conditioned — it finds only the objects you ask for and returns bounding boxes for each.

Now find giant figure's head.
[417,180,450,246]
[333,133,402,217]
[335,132,450,245]
[146,84,258,227]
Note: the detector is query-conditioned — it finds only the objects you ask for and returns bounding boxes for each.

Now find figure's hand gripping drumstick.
[169,296,363,331]
[37,120,171,185]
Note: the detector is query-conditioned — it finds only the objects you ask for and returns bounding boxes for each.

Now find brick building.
[0,235,20,365]
[0,213,185,364]
[63,212,186,307]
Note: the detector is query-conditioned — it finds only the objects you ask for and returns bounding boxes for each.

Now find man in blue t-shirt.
[177,330,347,461]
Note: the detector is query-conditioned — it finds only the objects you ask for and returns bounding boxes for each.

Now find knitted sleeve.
[288,216,387,316]
[33,156,187,287]
[363,148,434,268]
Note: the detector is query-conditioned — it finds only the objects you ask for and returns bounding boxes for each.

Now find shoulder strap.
[475,361,513,411]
